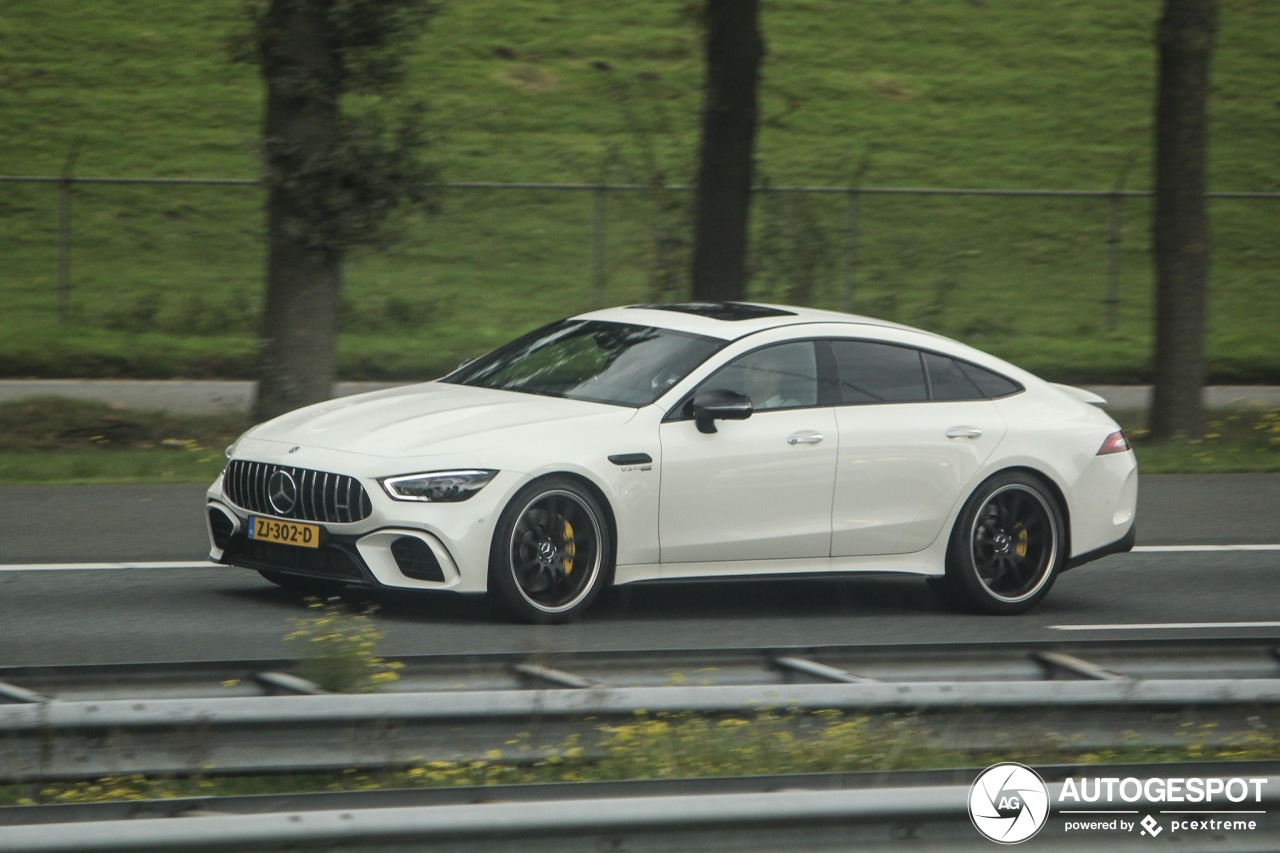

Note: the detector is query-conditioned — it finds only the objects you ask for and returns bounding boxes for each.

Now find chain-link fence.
[1,174,1276,373]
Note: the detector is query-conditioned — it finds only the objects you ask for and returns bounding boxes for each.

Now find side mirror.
[691,389,753,434]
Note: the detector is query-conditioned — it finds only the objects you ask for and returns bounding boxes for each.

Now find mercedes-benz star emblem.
[267,470,298,515]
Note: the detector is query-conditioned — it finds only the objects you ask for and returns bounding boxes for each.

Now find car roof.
[577,302,918,342]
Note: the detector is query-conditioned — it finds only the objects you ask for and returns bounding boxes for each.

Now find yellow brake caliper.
[1015,526,1029,559]
[560,516,576,575]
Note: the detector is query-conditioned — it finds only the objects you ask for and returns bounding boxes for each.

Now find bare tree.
[690,0,764,302]
[246,0,438,422]
[1150,0,1217,440]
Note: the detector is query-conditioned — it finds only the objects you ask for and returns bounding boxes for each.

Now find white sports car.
[206,303,1137,622]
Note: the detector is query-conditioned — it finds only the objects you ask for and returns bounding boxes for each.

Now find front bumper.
[206,499,467,591]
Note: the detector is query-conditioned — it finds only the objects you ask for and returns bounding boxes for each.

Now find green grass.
[4,711,1275,806]
[0,398,241,484]
[1119,404,1280,473]
[0,451,225,485]
[0,1,1277,382]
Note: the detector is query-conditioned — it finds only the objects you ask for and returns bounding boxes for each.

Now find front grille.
[223,459,373,523]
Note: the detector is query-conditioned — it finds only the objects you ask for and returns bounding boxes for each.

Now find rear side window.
[923,352,985,401]
[957,359,1023,398]
[830,340,928,404]
[831,341,1023,405]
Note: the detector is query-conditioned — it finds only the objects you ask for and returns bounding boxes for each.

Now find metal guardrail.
[3,767,1280,852]
[3,638,1279,701]
[2,680,1278,782]
[0,640,1277,783]
[4,761,1272,823]
[0,784,1038,853]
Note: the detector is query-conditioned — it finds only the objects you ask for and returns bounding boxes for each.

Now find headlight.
[380,469,497,502]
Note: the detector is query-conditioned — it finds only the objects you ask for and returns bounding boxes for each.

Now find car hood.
[241,382,638,459]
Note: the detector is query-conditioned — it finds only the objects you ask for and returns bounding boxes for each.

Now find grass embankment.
[1,1,1277,382]
[1121,405,1280,473]
[0,398,241,484]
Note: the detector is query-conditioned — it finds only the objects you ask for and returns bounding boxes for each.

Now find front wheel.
[931,472,1066,615]
[488,477,613,624]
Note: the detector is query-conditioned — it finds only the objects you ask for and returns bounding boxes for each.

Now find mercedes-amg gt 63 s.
[207,303,1137,622]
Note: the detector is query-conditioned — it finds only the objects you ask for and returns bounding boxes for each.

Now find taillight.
[1097,431,1131,455]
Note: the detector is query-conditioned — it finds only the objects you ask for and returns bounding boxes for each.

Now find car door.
[828,341,1008,557]
[658,341,838,564]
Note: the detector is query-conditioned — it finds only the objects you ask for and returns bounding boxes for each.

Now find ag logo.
[969,762,1050,844]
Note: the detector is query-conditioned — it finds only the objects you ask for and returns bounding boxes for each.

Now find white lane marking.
[1050,622,1280,631]
[1134,545,1280,552]
[0,562,220,572]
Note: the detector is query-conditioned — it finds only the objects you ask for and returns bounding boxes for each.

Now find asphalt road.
[0,475,1277,666]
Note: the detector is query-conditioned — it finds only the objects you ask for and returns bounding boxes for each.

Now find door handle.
[787,431,825,446]
[946,426,984,440]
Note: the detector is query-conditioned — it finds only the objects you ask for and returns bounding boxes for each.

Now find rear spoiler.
[1050,383,1108,406]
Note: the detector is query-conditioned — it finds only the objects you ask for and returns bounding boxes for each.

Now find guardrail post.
[841,188,859,313]
[1104,155,1135,332]
[57,142,83,324]
[591,182,607,308]
[841,150,873,313]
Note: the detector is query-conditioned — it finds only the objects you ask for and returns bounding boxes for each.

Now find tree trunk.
[1150,0,1217,440]
[252,0,344,423]
[254,215,343,422]
[690,0,764,303]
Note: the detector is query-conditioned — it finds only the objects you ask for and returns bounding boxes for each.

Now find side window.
[923,352,985,401]
[958,360,1023,398]
[699,341,818,412]
[830,340,928,404]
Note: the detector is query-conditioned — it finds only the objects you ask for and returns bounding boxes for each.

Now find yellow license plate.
[248,516,321,549]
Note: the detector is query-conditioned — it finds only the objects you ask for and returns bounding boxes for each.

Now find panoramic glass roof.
[627,303,797,321]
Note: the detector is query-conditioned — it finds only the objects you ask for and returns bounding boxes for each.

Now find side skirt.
[613,553,944,587]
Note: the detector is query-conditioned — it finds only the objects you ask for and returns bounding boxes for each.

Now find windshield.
[442,320,723,407]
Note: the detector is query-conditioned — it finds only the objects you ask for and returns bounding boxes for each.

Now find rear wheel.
[488,477,613,624]
[931,472,1065,614]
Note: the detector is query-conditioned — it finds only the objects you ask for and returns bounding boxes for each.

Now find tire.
[488,476,613,624]
[934,471,1066,615]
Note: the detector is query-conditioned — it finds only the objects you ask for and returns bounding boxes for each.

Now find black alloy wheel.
[489,477,612,623]
[933,472,1065,614]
